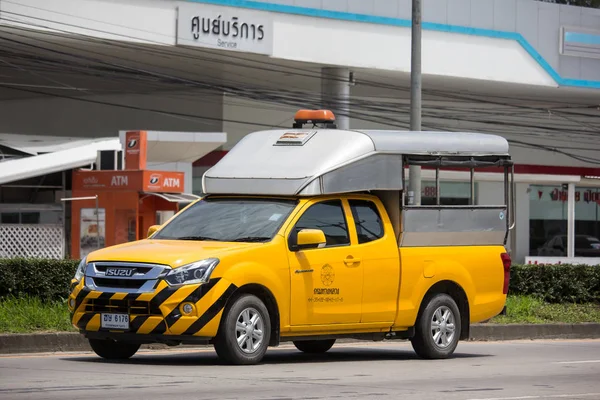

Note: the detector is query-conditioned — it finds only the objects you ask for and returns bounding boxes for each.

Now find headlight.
[165,258,219,286]
[74,257,87,282]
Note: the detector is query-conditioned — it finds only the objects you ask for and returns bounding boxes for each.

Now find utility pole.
[407,0,422,206]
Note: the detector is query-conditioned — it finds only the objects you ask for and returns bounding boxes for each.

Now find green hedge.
[509,264,600,304]
[0,258,599,304]
[0,258,79,301]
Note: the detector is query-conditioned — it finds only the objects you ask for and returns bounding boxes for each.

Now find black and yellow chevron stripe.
[70,277,238,337]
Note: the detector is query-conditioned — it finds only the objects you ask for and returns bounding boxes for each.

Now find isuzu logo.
[105,267,135,277]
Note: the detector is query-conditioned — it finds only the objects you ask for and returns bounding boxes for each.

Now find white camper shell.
[202,128,511,197]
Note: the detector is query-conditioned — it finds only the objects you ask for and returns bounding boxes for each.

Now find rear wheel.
[213,294,271,365]
[293,339,336,354]
[88,339,140,360]
[411,293,461,359]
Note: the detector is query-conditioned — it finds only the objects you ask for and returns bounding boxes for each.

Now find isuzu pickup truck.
[69,110,514,365]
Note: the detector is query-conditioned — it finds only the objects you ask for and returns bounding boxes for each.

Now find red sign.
[143,171,184,193]
[548,188,600,205]
[73,170,184,194]
[124,130,147,170]
[73,170,142,191]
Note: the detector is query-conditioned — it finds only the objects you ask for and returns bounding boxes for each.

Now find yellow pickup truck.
[68,110,515,365]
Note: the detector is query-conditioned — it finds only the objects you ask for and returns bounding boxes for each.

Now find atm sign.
[164,178,181,188]
[143,171,184,193]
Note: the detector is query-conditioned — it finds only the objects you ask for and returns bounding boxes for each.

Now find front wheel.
[293,339,336,354]
[410,293,461,359]
[88,339,140,360]
[213,294,271,365]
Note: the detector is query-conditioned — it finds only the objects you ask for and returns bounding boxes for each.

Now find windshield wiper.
[230,236,271,243]
[174,236,220,241]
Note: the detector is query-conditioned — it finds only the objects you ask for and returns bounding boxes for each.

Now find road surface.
[1,339,600,400]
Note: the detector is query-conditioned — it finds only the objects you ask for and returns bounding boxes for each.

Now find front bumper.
[68,277,237,340]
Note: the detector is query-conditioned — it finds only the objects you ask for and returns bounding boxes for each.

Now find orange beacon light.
[292,109,337,128]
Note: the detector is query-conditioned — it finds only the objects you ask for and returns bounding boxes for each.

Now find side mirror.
[295,229,326,251]
[147,225,161,238]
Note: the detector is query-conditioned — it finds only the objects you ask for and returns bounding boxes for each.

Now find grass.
[0,296,75,334]
[0,295,599,333]
[490,295,600,324]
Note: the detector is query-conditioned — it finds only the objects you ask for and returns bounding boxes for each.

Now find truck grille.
[84,261,171,294]
[85,298,162,315]
[92,278,147,290]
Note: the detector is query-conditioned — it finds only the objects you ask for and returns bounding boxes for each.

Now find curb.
[0,332,173,354]
[0,332,91,354]
[469,323,600,341]
[1,324,599,355]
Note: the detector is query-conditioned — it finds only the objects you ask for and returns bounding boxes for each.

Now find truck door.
[287,199,363,326]
[347,198,400,324]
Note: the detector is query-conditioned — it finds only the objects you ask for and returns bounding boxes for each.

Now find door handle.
[344,256,361,266]
[295,269,314,274]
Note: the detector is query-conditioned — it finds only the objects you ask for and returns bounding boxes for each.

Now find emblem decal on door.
[308,264,342,301]
[320,264,335,286]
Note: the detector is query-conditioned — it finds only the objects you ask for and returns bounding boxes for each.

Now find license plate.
[101,313,129,330]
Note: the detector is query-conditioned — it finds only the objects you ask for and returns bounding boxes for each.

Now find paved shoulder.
[1,340,599,400]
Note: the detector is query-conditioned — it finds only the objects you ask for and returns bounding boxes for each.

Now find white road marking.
[555,360,600,364]
[467,393,600,400]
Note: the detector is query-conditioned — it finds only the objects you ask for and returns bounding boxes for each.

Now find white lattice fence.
[0,224,64,259]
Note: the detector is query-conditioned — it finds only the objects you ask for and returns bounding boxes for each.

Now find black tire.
[88,339,140,360]
[213,294,271,365]
[410,293,462,359]
[293,339,336,354]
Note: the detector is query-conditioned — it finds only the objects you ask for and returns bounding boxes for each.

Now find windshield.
[153,197,298,242]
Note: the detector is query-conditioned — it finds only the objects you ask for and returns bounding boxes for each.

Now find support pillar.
[407,0,422,206]
[62,170,67,259]
[567,183,576,258]
[321,67,351,130]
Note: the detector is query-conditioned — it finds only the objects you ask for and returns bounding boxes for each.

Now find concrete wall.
[252,0,600,82]
[271,10,555,86]
[0,90,224,138]
[4,0,598,86]
[0,0,177,44]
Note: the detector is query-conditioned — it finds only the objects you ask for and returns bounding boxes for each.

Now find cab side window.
[292,200,350,247]
[349,200,384,244]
